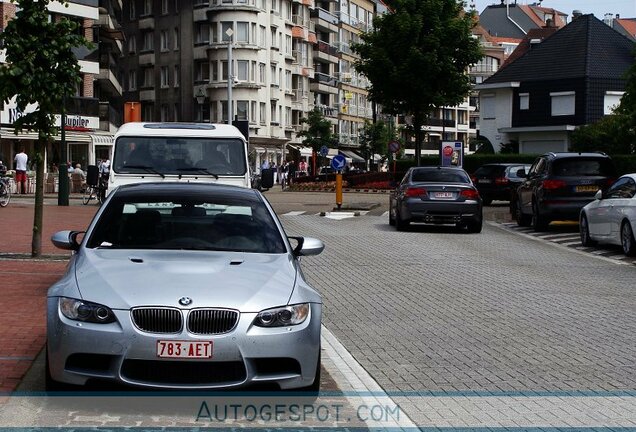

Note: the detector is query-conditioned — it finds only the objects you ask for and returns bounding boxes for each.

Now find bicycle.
[0,177,11,207]
[82,173,108,205]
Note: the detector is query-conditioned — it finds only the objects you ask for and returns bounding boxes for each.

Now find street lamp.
[195,87,206,105]
[226,27,234,127]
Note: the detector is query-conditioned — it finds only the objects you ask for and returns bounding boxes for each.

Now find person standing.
[98,158,111,202]
[287,159,296,187]
[14,147,28,194]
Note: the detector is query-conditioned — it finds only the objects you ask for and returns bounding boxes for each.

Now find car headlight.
[254,303,310,327]
[59,297,116,324]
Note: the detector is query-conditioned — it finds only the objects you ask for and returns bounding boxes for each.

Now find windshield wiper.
[123,164,165,178]
[176,167,219,179]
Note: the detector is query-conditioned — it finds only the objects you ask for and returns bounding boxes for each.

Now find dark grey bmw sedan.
[389,166,483,233]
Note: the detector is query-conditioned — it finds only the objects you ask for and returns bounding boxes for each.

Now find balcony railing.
[292,89,308,102]
[99,102,123,128]
[310,8,338,25]
[315,103,338,118]
[427,118,456,128]
[312,72,338,86]
[317,40,338,56]
[469,64,499,74]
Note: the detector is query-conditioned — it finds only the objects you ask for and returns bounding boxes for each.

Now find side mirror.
[51,230,83,251]
[288,236,325,257]
[516,168,527,178]
[594,189,603,200]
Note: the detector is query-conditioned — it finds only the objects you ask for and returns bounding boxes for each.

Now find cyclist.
[98,158,110,202]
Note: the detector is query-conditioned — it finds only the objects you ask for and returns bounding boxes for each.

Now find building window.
[211,60,218,81]
[270,64,277,86]
[129,1,136,20]
[160,30,169,51]
[196,61,210,82]
[196,23,210,44]
[237,101,248,121]
[250,101,256,123]
[162,0,169,14]
[604,91,624,115]
[143,67,154,87]
[259,25,266,48]
[211,102,218,123]
[174,28,180,49]
[142,31,153,51]
[221,22,233,42]
[237,60,248,81]
[128,36,136,54]
[221,101,228,122]
[174,66,180,87]
[270,27,277,49]
[174,104,179,121]
[260,102,266,125]
[236,22,248,43]
[221,61,228,80]
[161,104,169,121]
[270,101,278,124]
[142,0,152,16]
[128,70,137,90]
[481,94,495,119]
[160,66,169,87]
[519,93,529,110]
[259,63,266,84]
[143,103,153,121]
[196,102,210,123]
[175,0,179,12]
[550,91,575,116]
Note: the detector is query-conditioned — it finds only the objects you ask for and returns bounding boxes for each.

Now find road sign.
[331,154,347,171]
[389,140,400,153]
[320,145,329,157]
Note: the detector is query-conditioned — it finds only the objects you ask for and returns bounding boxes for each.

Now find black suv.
[471,163,531,206]
[515,152,616,231]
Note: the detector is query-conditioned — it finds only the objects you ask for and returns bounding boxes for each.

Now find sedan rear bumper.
[400,200,482,224]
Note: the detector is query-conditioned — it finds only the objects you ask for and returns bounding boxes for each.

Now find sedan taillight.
[495,177,509,185]
[542,179,567,190]
[460,188,480,200]
[405,187,426,197]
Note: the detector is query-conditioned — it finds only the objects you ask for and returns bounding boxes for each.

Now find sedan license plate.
[434,192,454,199]
[157,341,213,359]
[478,179,492,184]
[575,185,599,193]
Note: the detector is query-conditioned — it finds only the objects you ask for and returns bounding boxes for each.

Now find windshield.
[86,196,285,253]
[411,169,470,183]
[113,137,247,176]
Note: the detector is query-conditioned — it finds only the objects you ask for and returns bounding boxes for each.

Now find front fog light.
[255,303,310,327]
[59,298,116,324]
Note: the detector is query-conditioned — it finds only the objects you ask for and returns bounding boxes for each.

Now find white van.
[109,122,250,193]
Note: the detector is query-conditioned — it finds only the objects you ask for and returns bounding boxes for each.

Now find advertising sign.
[440,141,464,167]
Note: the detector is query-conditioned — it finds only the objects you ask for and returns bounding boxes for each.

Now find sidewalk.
[0,199,97,393]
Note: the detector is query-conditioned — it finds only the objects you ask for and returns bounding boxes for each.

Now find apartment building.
[0,0,109,172]
[119,0,314,168]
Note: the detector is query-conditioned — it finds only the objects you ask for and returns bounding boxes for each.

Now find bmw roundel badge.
[178,296,193,306]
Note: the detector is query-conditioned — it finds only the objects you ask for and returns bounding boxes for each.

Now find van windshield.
[113,137,247,176]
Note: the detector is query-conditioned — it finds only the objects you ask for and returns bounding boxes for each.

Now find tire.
[515,199,531,227]
[467,218,483,233]
[82,187,93,205]
[621,221,636,257]
[0,186,10,207]
[395,209,410,231]
[579,214,596,247]
[531,201,549,231]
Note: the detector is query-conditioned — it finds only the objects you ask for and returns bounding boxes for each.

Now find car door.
[518,157,545,215]
[607,177,636,243]
[587,179,626,238]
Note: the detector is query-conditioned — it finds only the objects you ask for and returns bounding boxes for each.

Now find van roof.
[115,122,245,139]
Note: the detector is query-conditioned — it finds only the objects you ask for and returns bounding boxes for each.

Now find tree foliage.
[298,108,335,152]
[359,120,391,167]
[353,0,482,165]
[571,114,635,155]
[0,0,90,257]
[616,46,636,142]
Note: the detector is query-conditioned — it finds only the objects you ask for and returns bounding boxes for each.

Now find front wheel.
[82,187,94,205]
[621,221,636,257]
[0,186,10,207]
[580,214,596,247]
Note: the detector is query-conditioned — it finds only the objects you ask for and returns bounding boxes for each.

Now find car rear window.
[411,169,470,183]
[552,158,616,177]
[473,165,506,177]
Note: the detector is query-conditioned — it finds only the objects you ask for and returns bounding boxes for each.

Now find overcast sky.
[469,0,636,20]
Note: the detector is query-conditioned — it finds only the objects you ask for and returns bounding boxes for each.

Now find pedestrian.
[287,159,296,186]
[98,158,111,202]
[14,146,28,194]
[261,159,270,172]
[280,161,289,189]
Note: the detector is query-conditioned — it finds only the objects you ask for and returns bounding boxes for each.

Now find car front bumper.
[47,298,321,390]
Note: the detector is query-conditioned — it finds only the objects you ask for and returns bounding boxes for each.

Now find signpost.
[440,141,464,167]
[388,140,400,173]
[320,145,329,157]
[331,154,347,209]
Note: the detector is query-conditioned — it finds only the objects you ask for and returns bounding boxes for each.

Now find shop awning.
[339,149,364,162]
[1,128,92,142]
[90,133,114,146]
[287,144,313,157]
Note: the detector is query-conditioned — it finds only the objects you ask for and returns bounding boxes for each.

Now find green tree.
[298,108,335,173]
[353,0,482,165]
[571,114,635,155]
[359,120,391,169]
[0,0,90,257]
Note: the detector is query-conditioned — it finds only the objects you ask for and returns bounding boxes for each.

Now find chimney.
[572,10,582,20]
[529,38,541,48]
[604,13,615,27]
[616,14,620,19]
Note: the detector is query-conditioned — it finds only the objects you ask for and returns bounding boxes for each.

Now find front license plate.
[575,185,599,192]
[434,192,454,199]
[478,179,492,184]
[157,341,213,359]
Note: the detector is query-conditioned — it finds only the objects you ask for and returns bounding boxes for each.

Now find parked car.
[580,173,636,256]
[46,182,324,391]
[515,152,616,231]
[471,163,531,206]
[389,166,483,233]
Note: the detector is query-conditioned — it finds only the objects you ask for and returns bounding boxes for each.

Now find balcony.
[469,64,499,74]
[315,103,338,118]
[138,16,155,30]
[317,40,338,56]
[139,52,155,65]
[426,118,456,128]
[140,89,156,101]
[65,96,99,117]
[312,72,338,86]
[209,0,260,12]
[98,66,123,96]
[335,41,352,55]
[99,102,123,131]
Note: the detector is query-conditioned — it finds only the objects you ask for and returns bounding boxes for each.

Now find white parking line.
[282,211,306,216]
[381,211,389,218]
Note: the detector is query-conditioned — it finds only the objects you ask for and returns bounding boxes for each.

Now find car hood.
[73,249,297,312]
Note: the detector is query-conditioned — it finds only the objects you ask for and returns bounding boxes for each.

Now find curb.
[286,188,390,194]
